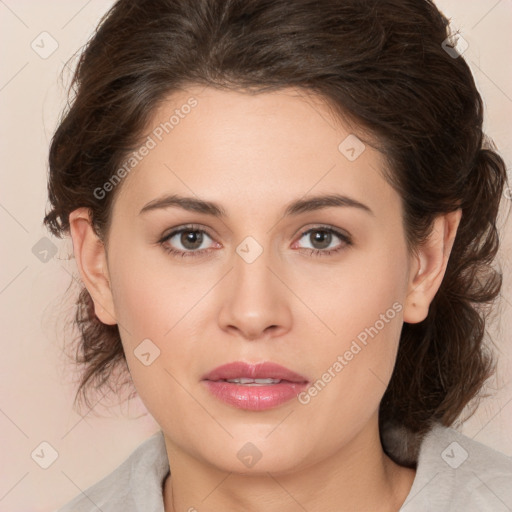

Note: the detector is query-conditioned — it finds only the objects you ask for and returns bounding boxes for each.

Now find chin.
[195,434,314,476]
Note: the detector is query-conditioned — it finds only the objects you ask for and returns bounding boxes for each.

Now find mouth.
[201,361,310,411]
[215,377,287,386]
[201,361,310,384]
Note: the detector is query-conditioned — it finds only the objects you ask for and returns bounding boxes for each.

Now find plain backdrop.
[0,1,511,511]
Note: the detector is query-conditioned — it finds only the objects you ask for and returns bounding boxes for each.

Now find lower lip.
[202,380,309,411]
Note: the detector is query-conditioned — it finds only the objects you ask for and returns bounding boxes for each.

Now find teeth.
[225,378,282,385]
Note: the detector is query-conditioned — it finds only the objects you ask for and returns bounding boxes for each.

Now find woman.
[47,0,512,511]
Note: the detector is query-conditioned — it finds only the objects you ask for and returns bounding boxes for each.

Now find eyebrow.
[139,193,374,217]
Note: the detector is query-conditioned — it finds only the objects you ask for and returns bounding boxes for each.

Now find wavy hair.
[44,0,508,465]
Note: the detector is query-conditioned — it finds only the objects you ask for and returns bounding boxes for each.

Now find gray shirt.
[54,423,512,511]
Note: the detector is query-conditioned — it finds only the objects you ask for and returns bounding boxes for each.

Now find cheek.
[108,241,203,339]
[106,247,212,389]
[105,250,217,449]
[297,238,408,410]
[308,238,407,347]
[317,280,403,397]
[110,262,165,340]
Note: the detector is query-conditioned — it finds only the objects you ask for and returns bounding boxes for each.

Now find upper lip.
[202,361,309,383]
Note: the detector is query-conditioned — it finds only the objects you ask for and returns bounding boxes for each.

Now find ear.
[403,209,462,324]
[69,208,117,325]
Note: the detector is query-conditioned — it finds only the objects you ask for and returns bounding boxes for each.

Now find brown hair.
[44,0,508,464]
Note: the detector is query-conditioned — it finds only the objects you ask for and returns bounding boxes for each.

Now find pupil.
[312,230,331,249]
[182,230,202,249]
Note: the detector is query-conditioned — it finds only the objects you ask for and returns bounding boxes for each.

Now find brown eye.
[296,227,352,256]
[179,230,205,250]
[160,225,216,257]
[307,230,333,250]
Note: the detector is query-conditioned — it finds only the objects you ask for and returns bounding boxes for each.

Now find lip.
[201,361,309,383]
[201,361,310,411]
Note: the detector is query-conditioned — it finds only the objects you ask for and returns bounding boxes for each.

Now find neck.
[162,417,416,512]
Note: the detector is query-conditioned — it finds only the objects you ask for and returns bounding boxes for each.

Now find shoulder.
[400,423,512,512]
[53,430,169,512]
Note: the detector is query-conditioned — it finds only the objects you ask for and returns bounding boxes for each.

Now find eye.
[159,224,217,258]
[294,226,352,257]
[158,224,352,259]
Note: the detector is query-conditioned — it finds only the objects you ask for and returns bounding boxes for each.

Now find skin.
[69,85,461,512]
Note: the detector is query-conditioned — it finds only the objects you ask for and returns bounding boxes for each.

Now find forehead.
[113,85,398,220]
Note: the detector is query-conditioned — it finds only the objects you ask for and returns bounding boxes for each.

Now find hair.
[44,0,508,466]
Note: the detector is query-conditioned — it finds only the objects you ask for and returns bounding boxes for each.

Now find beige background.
[0,1,511,511]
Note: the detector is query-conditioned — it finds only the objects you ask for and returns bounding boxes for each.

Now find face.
[76,85,426,474]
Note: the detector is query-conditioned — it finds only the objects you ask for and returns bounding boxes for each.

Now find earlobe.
[403,210,462,324]
[69,208,117,326]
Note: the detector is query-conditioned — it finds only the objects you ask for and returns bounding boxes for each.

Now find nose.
[217,241,293,341]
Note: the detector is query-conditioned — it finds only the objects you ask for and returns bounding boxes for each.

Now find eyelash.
[158,223,353,259]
